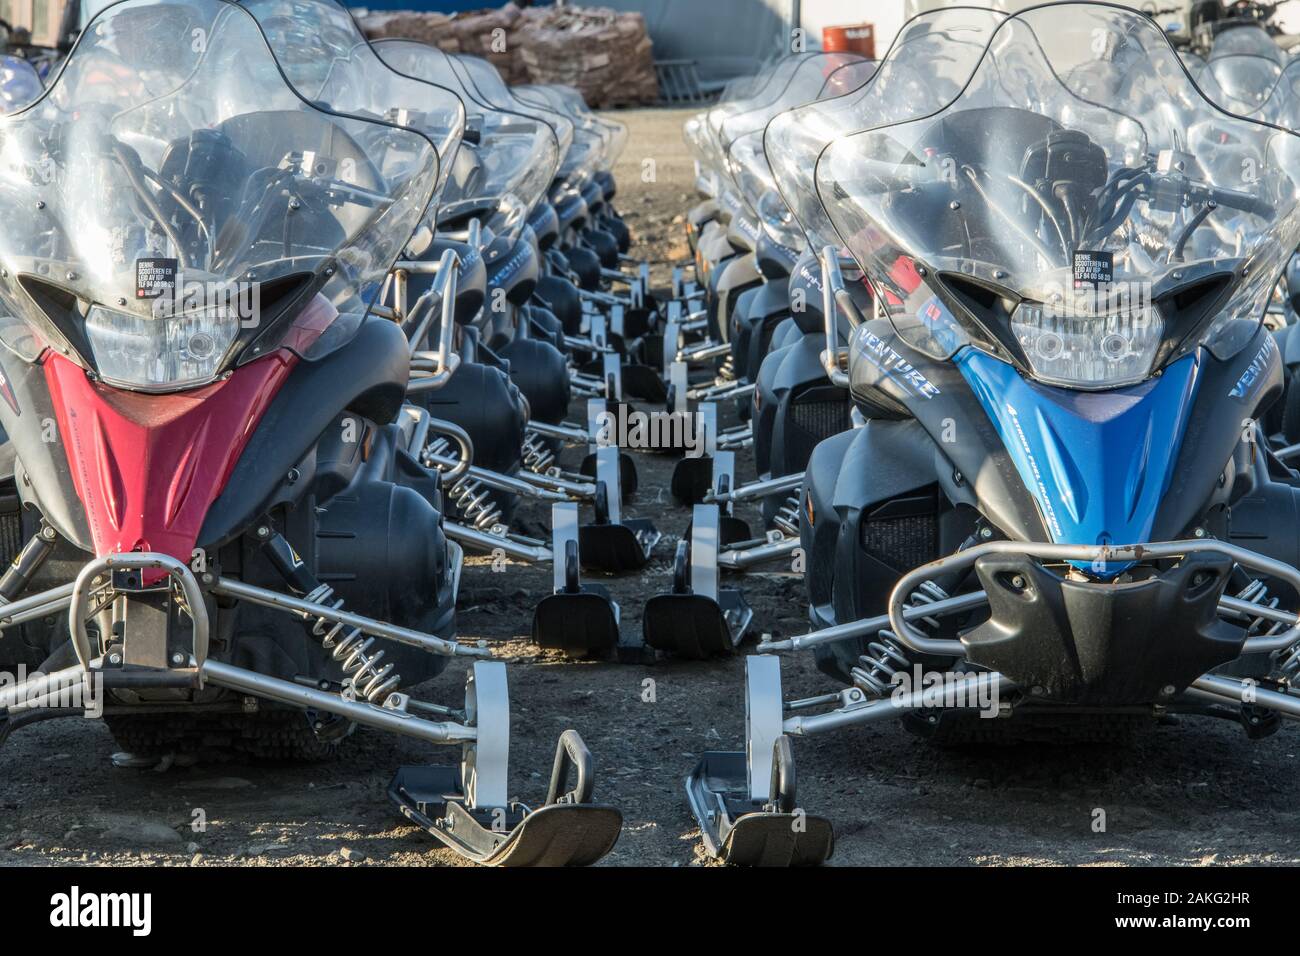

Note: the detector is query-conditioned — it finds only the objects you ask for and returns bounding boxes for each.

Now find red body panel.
[35,294,340,584]
[44,352,297,567]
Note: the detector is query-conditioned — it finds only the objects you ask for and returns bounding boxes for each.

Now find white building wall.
[595,1,1240,85]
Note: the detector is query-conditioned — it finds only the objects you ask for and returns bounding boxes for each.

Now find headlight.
[84,304,240,392]
[758,192,804,251]
[1010,302,1163,389]
[563,166,593,194]
[488,193,528,244]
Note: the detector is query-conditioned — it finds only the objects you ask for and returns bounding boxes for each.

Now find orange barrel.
[822,22,875,58]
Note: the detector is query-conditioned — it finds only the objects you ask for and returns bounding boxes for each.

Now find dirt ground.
[3,108,1300,868]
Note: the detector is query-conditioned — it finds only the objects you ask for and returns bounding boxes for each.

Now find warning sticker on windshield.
[1072,250,1113,288]
[135,258,178,299]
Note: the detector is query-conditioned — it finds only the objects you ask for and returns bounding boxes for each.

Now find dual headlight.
[84,304,241,392]
[1010,301,1164,389]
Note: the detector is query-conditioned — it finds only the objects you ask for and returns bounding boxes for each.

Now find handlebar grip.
[1207,185,1274,219]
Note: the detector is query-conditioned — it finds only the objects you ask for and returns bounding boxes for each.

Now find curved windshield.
[1195,53,1282,114]
[700,54,810,189]
[0,0,440,391]
[710,54,807,133]
[569,89,627,171]
[78,0,119,27]
[1257,55,1300,128]
[240,0,463,201]
[512,84,607,186]
[720,51,868,154]
[684,109,709,165]
[715,52,876,248]
[817,2,1300,388]
[721,72,764,101]
[451,54,574,166]
[691,71,766,173]
[1209,21,1283,62]
[767,7,1003,252]
[720,51,870,222]
[817,57,878,99]
[373,40,558,238]
[532,83,627,171]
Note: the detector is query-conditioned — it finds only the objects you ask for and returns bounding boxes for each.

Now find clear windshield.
[1195,52,1282,114]
[684,109,710,166]
[0,0,441,386]
[537,84,627,171]
[78,0,117,28]
[1209,21,1283,62]
[721,72,762,100]
[816,57,878,99]
[719,52,868,155]
[700,55,809,185]
[0,56,42,114]
[553,85,624,170]
[719,51,870,221]
[1257,55,1300,127]
[817,2,1300,380]
[512,84,606,186]
[451,54,575,166]
[767,7,1004,252]
[240,0,463,204]
[373,40,558,238]
[713,52,876,248]
[684,67,800,197]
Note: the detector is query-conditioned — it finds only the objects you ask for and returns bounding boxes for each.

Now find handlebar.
[819,244,869,389]
[403,246,462,393]
[1197,181,1276,219]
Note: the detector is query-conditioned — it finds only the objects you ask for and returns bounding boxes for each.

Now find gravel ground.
[1,108,1299,868]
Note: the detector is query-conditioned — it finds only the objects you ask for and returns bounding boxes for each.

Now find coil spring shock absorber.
[522,431,556,473]
[258,530,402,706]
[1235,579,1284,639]
[850,581,952,698]
[773,491,802,537]
[302,583,402,704]
[423,436,505,531]
[447,475,505,531]
[1239,578,1300,682]
[851,632,911,698]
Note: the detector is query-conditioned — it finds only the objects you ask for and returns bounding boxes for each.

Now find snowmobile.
[244,2,564,550]
[690,0,1300,865]
[718,54,874,386]
[506,79,671,409]
[1191,40,1300,453]
[730,8,1008,529]
[688,9,1003,553]
[644,51,884,594]
[363,40,645,584]
[1189,0,1288,57]
[0,0,620,866]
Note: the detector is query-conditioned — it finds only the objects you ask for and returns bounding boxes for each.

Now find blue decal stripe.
[955,350,1201,578]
